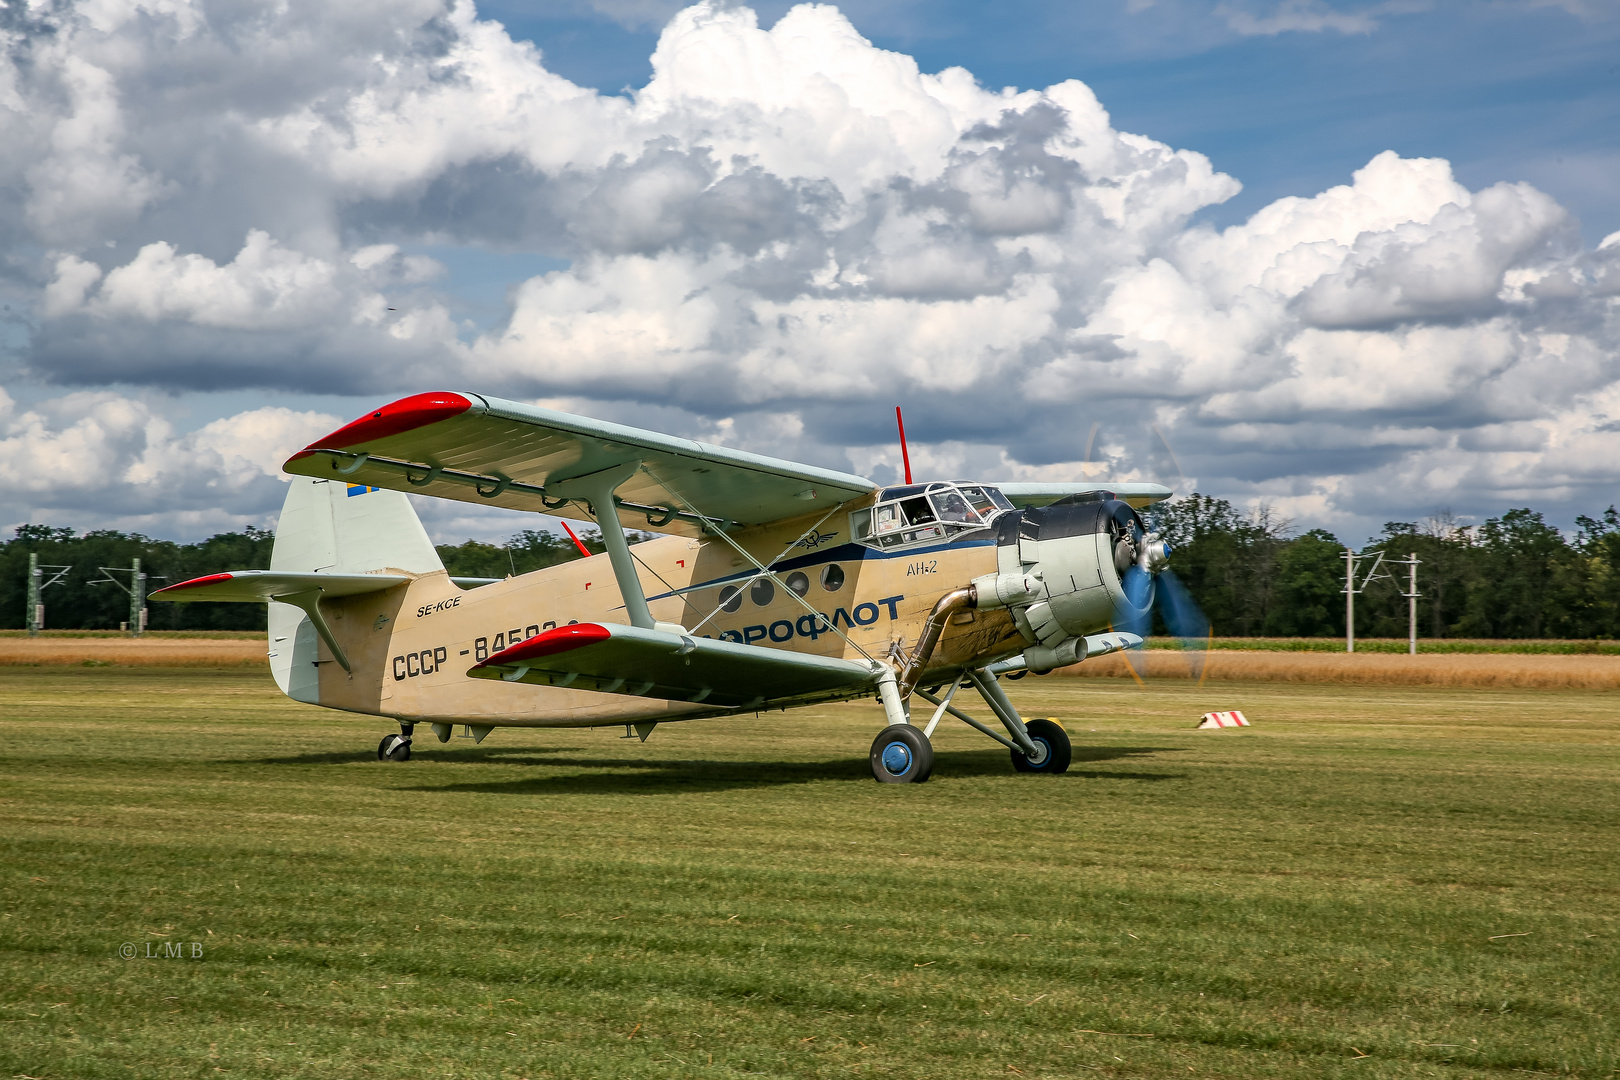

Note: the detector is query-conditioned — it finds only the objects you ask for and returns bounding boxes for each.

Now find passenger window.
[750,578,775,606]
[785,571,810,597]
[820,564,845,591]
[718,585,742,613]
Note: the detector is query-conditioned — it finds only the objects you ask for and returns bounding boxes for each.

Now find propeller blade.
[1156,569,1211,682]
[1118,566,1154,680]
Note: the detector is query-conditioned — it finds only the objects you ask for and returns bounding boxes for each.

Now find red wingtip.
[151,572,234,597]
[299,391,474,453]
[475,623,612,668]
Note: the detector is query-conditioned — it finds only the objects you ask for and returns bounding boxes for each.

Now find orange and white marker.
[1197,710,1249,729]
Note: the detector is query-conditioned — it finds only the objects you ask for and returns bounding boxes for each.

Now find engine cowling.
[974,497,1165,672]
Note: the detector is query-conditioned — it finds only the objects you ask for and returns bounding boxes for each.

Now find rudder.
[269,479,442,701]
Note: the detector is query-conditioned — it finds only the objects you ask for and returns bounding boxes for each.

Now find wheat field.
[0,636,264,667]
[4,635,1619,688]
[1062,649,1620,688]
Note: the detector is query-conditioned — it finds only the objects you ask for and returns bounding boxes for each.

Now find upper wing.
[468,622,878,711]
[151,570,409,602]
[996,481,1173,510]
[283,392,876,538]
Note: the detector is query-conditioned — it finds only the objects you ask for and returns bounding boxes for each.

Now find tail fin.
[270,478,442,575]
[270,479,441,702]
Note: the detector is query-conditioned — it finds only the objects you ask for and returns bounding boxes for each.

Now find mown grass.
[1,668,1617,1079]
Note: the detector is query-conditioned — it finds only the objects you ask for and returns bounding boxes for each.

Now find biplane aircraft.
[153,391,1182,783]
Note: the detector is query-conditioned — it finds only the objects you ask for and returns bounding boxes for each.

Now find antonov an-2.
[153,392,1176,783]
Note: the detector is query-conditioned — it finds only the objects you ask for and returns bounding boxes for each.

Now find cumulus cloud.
[0,388,339,534]
[1,0,1619,539]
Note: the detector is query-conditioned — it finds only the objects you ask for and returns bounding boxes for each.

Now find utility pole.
[24,553,73,637]
[1345,547,1355,653]
[1394,553,1421,655]
[1342,548,1389,653]
[93,559,157,637]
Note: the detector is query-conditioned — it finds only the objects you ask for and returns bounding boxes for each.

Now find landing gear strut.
[377,722,413,762]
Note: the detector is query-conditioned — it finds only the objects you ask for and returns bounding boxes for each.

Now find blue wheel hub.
[880,741,912,775]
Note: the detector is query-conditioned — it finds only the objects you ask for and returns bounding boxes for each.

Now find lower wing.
[469,622,880,712]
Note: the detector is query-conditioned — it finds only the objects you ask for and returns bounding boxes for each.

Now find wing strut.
[641,463,882,668]
[548,462,654,629]
[275,589,351,673]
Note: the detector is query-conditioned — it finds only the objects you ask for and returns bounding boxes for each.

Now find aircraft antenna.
[895,406,913,484]
[559,520,592,560]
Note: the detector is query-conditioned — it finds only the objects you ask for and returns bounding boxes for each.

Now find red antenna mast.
[895,406,913,485]
[559,520,592,560]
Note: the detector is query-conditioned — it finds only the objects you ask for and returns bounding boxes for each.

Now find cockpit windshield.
[956,484,1013,515]
[853,482,1013,549]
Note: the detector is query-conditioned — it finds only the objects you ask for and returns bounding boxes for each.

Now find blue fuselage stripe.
[642,537,997,604]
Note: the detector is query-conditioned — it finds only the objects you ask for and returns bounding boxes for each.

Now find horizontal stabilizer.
[151,570,409,603]
[469,622,879,711]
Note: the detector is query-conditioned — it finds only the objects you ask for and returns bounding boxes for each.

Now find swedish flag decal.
[346,484,381,497]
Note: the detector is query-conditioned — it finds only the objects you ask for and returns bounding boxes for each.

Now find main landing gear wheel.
[377,733,412,762]
[870,725,933,784]
[1011,718,1071,774]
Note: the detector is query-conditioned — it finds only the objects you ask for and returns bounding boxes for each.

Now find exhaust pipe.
[896,585,977,699]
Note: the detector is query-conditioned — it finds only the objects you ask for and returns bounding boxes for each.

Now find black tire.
[378,734,412,762]
[1011,718,1070,774]
[870,725,933,784]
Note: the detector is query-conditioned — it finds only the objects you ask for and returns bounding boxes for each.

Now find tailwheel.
[869,725,933,784]
[377,733,412,762]
[1011,718,1071,774]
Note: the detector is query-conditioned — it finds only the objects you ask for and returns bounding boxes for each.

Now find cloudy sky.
[2,0,1617,546]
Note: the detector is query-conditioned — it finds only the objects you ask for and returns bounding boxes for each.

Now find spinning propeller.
[1102,425,1212,683]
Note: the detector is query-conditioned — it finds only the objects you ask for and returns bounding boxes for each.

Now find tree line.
[1149,495,1620,639]
[0,526,606,632]
[4,497,1615,638]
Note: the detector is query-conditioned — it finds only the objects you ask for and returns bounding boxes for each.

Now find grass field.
[2,668,1617,1079]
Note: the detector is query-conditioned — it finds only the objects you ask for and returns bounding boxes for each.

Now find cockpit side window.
[852,482,1010,550]
[931,490,978,523]
[957,485,1000,515]
[900,497,936,526]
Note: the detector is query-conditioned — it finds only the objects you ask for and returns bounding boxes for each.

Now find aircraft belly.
[410,687,720,728]
[929,608,1024,673]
